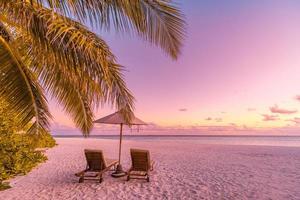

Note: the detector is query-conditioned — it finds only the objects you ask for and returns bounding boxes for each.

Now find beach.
[1,137,300,200]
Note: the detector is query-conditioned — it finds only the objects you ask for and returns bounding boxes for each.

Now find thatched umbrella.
[94,111,146,177]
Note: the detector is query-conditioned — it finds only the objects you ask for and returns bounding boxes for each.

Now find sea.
[53,135,300,147]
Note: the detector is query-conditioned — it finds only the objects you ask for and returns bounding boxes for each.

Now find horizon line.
[52,134,300,137]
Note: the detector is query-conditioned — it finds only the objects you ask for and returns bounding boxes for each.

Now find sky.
[50,0,300,135]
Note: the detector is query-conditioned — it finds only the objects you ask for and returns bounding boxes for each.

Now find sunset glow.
[50,0,300,135]
[2,1,300,199]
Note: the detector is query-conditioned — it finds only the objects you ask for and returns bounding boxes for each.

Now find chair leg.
[146,173,150,182]
[126,169,132,181]
[79,177,84,183]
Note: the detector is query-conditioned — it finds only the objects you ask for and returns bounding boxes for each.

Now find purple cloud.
[295,95,300,101]
[270,105,297,114]
[262,114,279,121]
[178,108,187,112]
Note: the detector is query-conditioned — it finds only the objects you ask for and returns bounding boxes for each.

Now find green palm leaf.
[0,35,51,134]
[16,31,134,134]
[0,0,185,135]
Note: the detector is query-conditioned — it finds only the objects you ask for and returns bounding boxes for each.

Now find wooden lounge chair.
[127,148,154,182]
[75,149,118,183]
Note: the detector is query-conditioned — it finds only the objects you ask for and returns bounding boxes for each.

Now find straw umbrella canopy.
[94,111,146,177]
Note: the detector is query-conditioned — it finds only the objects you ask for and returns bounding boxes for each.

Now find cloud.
[247,108,256,112]
[205,117,222,122]
[178,108,187,112]
[50,122,80,135]
[262,114,279,121]
[215,117,223,122]
[295,95,300,101]
[50,120,300,136]
[286,117,300,124]
[270,104,297,114]
[205,117,223,122]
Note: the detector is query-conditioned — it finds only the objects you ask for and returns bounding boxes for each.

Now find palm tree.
[0,1,185,136]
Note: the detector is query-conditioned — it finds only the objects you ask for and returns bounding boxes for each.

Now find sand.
[0,138,300,200]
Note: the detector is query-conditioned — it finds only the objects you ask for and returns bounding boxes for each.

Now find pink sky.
[50,1,300,135]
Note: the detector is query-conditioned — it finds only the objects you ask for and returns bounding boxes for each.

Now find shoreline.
[53,135,300,148]
[1,138,299,199]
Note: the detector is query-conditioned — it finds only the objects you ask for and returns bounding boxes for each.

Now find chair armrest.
[105,158,118,168]
[75,169,87,177]
[150,160,154,171]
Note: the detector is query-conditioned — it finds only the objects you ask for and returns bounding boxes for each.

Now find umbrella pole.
[112,123,126,177]
[118,123,123,163]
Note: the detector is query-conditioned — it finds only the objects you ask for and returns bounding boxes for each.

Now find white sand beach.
[1,138,300,200]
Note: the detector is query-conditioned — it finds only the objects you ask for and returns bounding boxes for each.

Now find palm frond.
[6,4,135,133]
[35,0,186,59]
[0,21,10,41]
[47,71,94,136]
[0,0,184,135]
[0,35,51,134]
[1,2,114,83]
[24,36,134,132]
[109,0,186,59]
[105,63,135,122]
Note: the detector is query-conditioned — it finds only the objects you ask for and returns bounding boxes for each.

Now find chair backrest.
[84,149,106,171]
[130,149,151,171]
